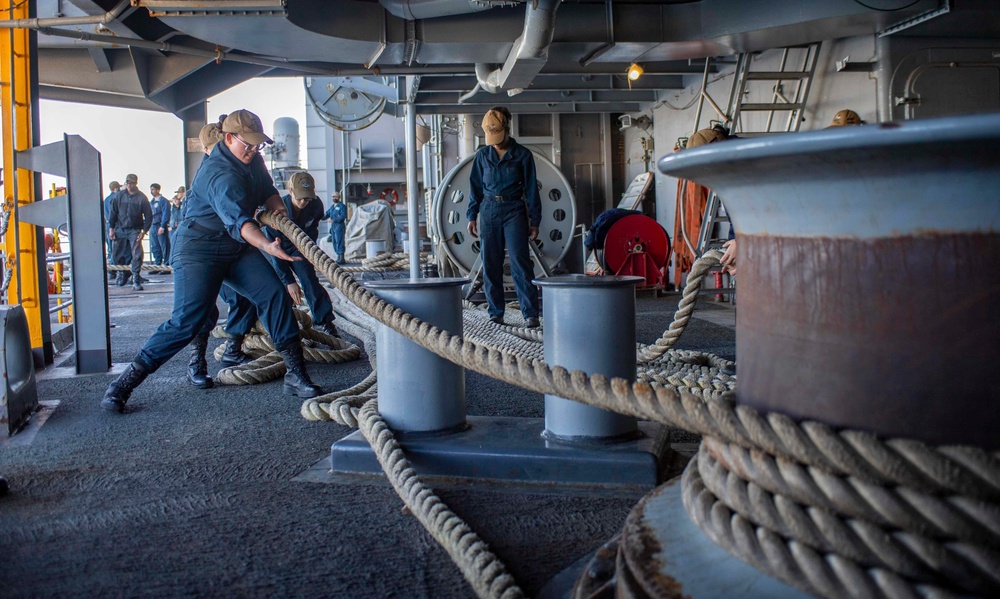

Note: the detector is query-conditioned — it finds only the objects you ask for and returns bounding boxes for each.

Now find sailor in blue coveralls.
[323,191,347,263]
[466,106,541,328]
[263,171,340,339]
[101,110,323,413]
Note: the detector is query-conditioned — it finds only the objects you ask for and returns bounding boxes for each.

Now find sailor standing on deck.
[101,109,323,413]
[466,106,541,328]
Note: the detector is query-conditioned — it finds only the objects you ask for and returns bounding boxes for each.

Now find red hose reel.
[600,215,670,288]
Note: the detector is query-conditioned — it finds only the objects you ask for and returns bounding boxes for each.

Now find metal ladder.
[690,43,822,257]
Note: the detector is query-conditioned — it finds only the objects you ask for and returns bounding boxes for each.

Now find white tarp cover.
[344,200,396,261]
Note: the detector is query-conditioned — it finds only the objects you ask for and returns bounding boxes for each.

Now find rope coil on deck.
[261,211,1000,598]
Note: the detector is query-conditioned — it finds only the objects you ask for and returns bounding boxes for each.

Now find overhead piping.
[0,0,131,29]
[26,27,473,78]
[378,0,495,21]
[473,0,561,95]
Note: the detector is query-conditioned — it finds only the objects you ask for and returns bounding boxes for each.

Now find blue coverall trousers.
[136,221,299,371]
[150,228,171,265]
[289,260,335,325]
[479,199,539,320]
[330,223,346,261]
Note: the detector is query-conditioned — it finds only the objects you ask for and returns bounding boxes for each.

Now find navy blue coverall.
[149,194,171,265]
[264,195,335,326]
[466,138,541,320]
[324,201,347,261]
[135,143,299,371]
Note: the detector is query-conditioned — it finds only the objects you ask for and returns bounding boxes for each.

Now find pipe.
[471,0,560,96]
[404,76,421,278]
[378,0,495,21]
[0,0,130,29]
[23,27,475,78]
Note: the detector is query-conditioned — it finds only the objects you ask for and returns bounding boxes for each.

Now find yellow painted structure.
[1,4,44,351]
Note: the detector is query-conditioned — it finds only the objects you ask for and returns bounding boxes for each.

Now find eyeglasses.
[232,134,264,153]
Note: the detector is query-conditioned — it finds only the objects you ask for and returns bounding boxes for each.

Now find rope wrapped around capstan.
[262,210,1000,599]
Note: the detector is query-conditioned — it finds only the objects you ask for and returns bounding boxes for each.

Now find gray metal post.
[535,274,643,439]
[404,76,420,278]
[365,278,467,433]
[17,135,111,374]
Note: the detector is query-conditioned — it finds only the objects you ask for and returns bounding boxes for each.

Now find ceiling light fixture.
[627,63,644,81]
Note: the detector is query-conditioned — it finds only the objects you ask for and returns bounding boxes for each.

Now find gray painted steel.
[330,416,660,488]
[656,113,1000,448]
[656,113,1000,238]
[0,305,38,439]
[16,136,111,374]
[366,277,467,433]
[404,77,421,278]
[535,275,643,439]
[616,478,809,598]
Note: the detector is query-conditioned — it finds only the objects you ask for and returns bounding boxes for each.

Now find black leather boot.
[187,332,214,389]
[279,342,322,398]
[220,335,252,367]
[101,361,150,413]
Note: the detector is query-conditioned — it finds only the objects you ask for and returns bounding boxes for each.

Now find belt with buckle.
[491,194,522,202]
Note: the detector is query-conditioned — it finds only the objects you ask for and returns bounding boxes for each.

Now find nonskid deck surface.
[1,275,734,598]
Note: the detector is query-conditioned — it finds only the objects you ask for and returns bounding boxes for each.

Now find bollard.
[331,275,660,487]
[365,239,387,259]
[535,274,643,440]
[365,278,467,433]
[659,113,1000,449]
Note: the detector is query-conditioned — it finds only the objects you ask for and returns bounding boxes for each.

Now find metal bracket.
[836,55,876,73]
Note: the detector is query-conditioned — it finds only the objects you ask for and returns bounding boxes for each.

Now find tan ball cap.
[687,128,727,149]
[125,173,138,184]
[222,109,273,146]
[482,109,508,146]
[289,171,317,200]
[830,109,862,127]
[199,123,221,152]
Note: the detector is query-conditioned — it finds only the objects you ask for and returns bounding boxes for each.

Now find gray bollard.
[365,278,467,433]
[365,239,387,258]
[535,274,644,440]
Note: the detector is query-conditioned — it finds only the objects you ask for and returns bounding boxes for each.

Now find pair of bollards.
[331,274,660,488]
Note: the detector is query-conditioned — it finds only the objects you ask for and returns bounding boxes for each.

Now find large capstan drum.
[658,113,1000,449]
[431,149,577,275]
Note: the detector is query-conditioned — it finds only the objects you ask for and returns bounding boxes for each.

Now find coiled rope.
[211,309,361,385]
[261,211,1000,598]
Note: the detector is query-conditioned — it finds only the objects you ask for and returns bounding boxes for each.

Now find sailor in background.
[265,171,340,339]
[465,106,541,328]
[323,191,347,264]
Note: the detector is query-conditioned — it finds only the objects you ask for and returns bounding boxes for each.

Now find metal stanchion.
[536,274,642,441]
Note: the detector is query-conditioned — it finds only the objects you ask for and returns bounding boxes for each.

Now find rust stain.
[738,231,1000,449]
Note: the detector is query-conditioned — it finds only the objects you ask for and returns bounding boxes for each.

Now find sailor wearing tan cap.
[466,106,541,328]
[102,109,323,413]
[262,171,340,339]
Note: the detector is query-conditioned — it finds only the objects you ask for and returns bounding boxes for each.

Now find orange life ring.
[380,187,399,206]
